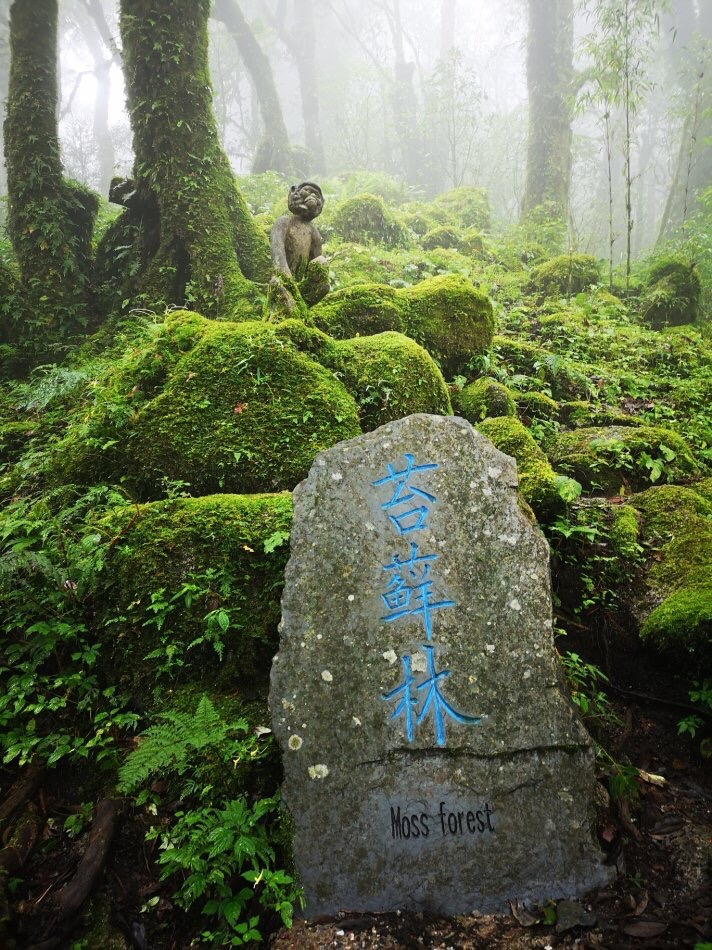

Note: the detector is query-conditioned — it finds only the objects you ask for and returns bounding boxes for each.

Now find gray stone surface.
[270,414,611,917]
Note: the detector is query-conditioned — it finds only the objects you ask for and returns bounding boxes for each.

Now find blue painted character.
[382,645,481,747]
[372,453,439,535]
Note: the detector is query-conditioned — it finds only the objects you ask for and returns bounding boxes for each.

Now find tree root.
[0,764,45,836]
[28,797,123,949]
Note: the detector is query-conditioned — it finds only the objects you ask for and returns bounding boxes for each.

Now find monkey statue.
[270,181,326,279]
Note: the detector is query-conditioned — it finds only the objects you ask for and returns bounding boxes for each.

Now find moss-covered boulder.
[548,425,699,494]
[453,377,515,422]
[527,254,600,297]
[311,274,494,377]
[493,336,591,400]
[630,486,712,659]
[329,193,409,247]
[640,256,701,329]
[274,319,452,432]
[516,391,560,423]
[428,186,490,231]
[477,416,562,517]
[421,226,465,251]
[55,311,361,496]
[97,493,292,695]
[559,401,643,429]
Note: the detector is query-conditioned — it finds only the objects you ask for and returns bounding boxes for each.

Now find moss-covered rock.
[311,274,494,378]
[55,311,361,496]
[492,336,591,400]
[477,416,562,517]
[97,492,292,695]
[428,186,490,231]
[453,377,515,423]
[630,486,712,659]
[559,401,644,429]
[329,193,409,247]
[516,391,560,423]
[527,254,600,297]
[421,226,465,251]
[640,256,701,329]
[274,319,451,432]
[548,425,699,494]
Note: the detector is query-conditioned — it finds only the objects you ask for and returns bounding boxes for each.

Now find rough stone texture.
[270,414,610,917]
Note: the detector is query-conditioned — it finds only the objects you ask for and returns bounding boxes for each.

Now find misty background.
[0,0,709,259]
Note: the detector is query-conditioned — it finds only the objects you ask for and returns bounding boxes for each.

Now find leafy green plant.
[151,797,300,945]
[678,679,712,758]
[560,651,620,728]
[120,695,301,944]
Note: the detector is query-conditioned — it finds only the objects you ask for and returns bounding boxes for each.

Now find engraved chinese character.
[372,453,438,535]
[382,645,481,747]
[380,543,455,640]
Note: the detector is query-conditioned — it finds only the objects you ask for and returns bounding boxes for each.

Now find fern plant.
[118,695,252,793]
[120,695,301,945]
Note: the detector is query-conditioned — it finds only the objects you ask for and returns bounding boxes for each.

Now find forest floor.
[270,663,711,950]
[4,655,710,949]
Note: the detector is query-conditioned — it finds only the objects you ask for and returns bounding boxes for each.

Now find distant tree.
[580,0,662,290]
[266,0,326,174]
[521,0,575,225]
[657,0,712,241]
[212,0,304,176]
[97,0,271,317]
[4,0,98,340]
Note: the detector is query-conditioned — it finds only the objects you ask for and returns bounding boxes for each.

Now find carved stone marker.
[270,414,610,916]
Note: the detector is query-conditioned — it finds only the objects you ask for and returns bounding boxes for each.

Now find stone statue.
[270,181,325,278]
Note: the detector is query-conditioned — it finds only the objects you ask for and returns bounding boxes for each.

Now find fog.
[1,0,710,259]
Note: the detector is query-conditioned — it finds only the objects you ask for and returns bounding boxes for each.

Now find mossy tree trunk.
[115,0,271,316]
[212,0,300,177]
[4,0,98,339]
[521,0,574,224]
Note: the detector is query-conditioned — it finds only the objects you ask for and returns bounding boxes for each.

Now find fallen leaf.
[508,899,538,927]
[638,770,667,787]
[621,920,667,938]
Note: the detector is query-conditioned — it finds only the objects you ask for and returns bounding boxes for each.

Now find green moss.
[326,332,452,432]
[421,226,465,251]
[492,336,591,400]
[516,391,560,423]
[527,254,600,297]
[109,0,271,317]
[640,588,711,656]
[693,476,712,503]
[631,485,712,659]
[5,1,98,339]
[640,256,701,329]
[97,493,292,695]
[608,505,641,560]
[548,425,699,494]
[329,193,409,247]
[55,312,361,496]
[402,275,494,377]
[453,377,515,423]
[428,187,490,231]
[476,416,562,517]
[312,274,494,378]
[559,401,643,429]
[274,319,451,432]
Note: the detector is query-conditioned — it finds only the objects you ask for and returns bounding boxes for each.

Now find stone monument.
[270,414,611,916]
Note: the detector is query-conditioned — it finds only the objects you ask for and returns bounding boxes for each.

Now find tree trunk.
[291,0,326,175]
[440,0,456,60]
[269,0,326,176]
[80,14,115,199]
[657,0,711,242]
[109,0,270,317]
[521,0,574,222]
[0,7,9,195]
[212,0,299,176]
[4,0,98,339]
